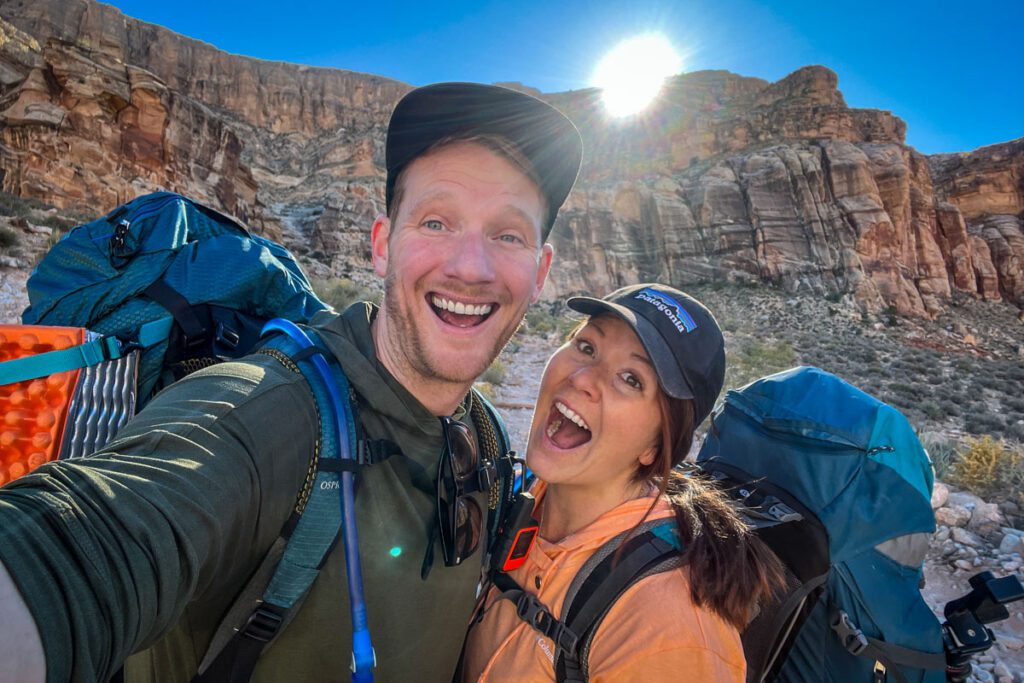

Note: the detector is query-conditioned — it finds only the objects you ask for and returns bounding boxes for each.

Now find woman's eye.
[422,219,445,231]
[621,372,643,390]
[575,339,595,356]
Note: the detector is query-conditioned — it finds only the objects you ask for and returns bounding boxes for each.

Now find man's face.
[371,141,553,387]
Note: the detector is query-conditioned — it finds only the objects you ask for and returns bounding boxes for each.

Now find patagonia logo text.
[635,289,697,333]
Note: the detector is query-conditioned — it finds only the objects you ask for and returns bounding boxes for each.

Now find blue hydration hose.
[261,319,376,682]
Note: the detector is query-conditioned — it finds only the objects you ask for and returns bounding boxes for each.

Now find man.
[0,83,582,682]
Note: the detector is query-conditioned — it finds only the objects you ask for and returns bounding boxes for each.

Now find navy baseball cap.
[385,82,583,239]
[567,283,726,426]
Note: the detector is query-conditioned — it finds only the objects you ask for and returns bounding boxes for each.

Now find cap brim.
[386,83,582,237]
[567,296,696,401]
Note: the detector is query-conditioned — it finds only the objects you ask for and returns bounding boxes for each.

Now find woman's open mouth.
[429,294,496,328]
[544,401,592,449]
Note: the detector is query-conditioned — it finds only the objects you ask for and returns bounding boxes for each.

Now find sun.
[592,34,683,117]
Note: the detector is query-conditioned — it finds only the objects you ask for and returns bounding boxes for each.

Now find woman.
[462,283,783,682]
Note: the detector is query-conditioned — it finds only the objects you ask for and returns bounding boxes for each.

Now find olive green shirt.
[0,303,492,682]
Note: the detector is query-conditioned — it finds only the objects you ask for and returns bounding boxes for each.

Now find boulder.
[951,526,984,547]
[967,501,1006,536]
[998,533,1023,555]
[931,481,950,509]
[936,505,972,528]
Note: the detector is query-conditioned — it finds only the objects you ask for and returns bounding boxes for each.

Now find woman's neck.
[540,479,651,542]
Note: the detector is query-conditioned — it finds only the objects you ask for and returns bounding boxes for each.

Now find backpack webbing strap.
[830,610,947,683]
[0,317,173,387]
[143,280,207,343]
[749,571,829,682]
[555,528,680,683]
[490,572,581,655]
[470,389,516,559]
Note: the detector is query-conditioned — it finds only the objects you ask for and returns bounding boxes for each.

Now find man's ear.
[530,242,555,304]
[371,215,390,278]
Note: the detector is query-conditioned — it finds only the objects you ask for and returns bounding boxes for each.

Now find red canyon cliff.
[0,0,1021,316]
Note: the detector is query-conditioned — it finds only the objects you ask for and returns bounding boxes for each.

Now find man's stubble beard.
[382,267,518,385]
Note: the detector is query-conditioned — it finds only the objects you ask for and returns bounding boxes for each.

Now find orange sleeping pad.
[0,325,86,485]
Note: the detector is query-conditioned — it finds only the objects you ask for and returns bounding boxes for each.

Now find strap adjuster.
[831,610,869,656]
[515,593,579,653]
[240,604,284,643]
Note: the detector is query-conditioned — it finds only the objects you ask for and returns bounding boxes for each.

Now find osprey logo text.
[634,288,697,333]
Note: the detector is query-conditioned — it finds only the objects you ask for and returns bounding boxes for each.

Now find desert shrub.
[312,277,378,311]
[523,306,559,337]
[948,436,1023,502]
[0,191,48,217]
[480,359,506,386]
[725,339,797,391]
[939,399,962,417]
[0,225,18,250]
[887,382,920,399]
[919,400,944,421]
[920,432,958,481]
[966,412,1006,436]
[473,381,496,402]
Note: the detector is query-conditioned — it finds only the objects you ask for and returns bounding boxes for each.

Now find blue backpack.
[696,366,946,683]
[15,191,326,407]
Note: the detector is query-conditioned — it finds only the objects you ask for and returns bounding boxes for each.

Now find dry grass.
[947,436,1024,509]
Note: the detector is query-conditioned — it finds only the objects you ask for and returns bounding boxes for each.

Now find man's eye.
[621,372,643,391]
[498,233,525,245]
[422,219,445,231]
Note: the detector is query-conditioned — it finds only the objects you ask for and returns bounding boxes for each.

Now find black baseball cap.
[385,82,583,239]
[567,283,726,426]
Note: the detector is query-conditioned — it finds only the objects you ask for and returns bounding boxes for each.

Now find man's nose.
[443,231,496,284]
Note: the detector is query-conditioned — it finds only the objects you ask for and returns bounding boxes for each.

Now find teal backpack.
[16,191,326,406]
[696,366,945,683]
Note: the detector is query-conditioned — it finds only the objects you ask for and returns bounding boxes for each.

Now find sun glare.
[593,34,683,117]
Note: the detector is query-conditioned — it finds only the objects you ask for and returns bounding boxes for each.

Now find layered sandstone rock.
[0,0,1020,316]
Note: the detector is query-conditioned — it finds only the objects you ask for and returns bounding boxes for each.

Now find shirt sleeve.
[0,356,317,683]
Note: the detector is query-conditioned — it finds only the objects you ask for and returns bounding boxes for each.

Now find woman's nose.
[567,363,601,401]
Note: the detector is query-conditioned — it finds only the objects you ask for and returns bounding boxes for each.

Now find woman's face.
[527,315,663,493]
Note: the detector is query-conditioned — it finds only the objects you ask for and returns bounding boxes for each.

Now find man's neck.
[370,315,471,417]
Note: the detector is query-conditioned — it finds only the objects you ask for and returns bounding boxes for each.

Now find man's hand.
[0,560,45,682]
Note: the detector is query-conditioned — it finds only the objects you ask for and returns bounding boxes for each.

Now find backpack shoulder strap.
[555,521,682,683]
[484,519,680,683]
[193,321,368,683]
[469,389,519,559]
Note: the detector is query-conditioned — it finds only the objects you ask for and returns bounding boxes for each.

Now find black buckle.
[515,593,578,653]
[475,458,497,492]
[240,605,284,643]
[831,610,869,656]
[215,322,241,351]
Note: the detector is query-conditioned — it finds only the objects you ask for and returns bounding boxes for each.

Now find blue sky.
[103,0,1022,155]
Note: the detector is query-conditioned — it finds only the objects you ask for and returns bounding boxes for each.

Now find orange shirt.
[463,485,745,682]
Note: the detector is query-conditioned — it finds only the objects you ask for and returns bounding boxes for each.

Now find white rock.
[1002,561,1021,572]
[999,534,1023,555]
[935,527,952,543]
[968,502,1006,533]
[937,505,973,528]
[953,527,984,547]
[1002,527,1024,538]
[932,482,950,509]
[955,559,975,570]
[999,635,1024,651]
[993,662,1011,678]
[996,677,1012,683]
[948,490,983,509]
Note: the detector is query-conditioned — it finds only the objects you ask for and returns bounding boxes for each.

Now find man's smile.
[428,292,498,328]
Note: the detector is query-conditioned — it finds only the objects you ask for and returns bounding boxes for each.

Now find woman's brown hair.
[635,392,785,629]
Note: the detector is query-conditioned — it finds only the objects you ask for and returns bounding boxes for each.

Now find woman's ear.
[638,445,658,468]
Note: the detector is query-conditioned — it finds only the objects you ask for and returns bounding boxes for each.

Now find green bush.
[725,339,797,391]
[920,432,957,480]
[920,400,944,421]
[480,359,506,386]
[0,225,18,250]
[312,277,378,312]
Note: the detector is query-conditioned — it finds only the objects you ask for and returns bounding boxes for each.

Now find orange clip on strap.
[0,325,86,485]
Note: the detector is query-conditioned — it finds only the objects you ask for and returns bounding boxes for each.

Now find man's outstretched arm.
[0,559,45,682]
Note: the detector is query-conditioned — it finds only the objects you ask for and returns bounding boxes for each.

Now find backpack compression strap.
[0,317,172,386]
[830,610,947,683]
